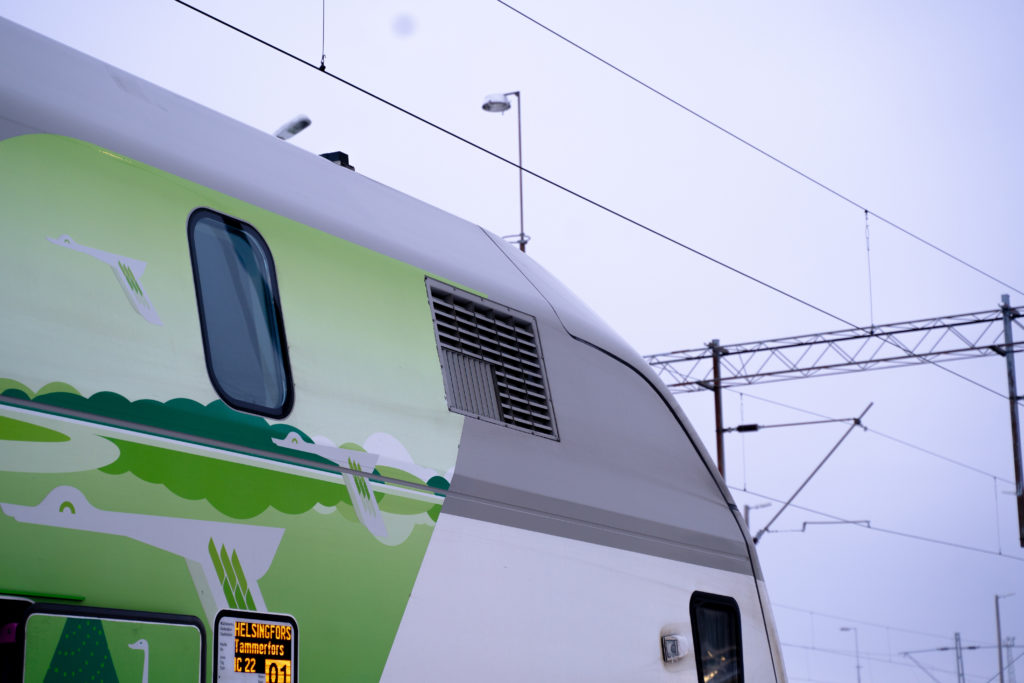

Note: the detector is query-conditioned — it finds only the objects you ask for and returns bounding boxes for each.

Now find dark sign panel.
[216,611,297,683]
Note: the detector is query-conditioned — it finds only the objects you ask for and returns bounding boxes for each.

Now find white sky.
[3,1,1023,681]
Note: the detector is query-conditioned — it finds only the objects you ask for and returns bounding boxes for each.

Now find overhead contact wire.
[728,389,1014,483]
[173,0,1007,401]
[732,486,1024,562]
[171,0,844,323]
[494,0,1024,298]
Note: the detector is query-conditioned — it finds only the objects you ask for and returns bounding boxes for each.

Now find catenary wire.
[171,0,1008,402]
[54,5,1024,669]
[732,486,1024,562]
[727,389,1014,484]
[982,650,1024,683]
[171,2,834,317]
[772,603,985,644]
[782,642,988,681]
[493,0,1024,298]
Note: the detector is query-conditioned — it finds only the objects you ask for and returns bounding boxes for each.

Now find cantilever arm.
[753,403,872,544]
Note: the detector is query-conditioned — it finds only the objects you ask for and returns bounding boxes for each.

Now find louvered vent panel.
[441,348,501,421]
[429,283,557,439]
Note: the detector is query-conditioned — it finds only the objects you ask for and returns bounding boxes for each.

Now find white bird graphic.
[47,234,162,325]
[1,486,283,624]
[273,433,388,538]
[128,638,149,683]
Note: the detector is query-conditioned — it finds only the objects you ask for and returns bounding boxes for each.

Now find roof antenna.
[274,115,312,141]
[319,0,327,71]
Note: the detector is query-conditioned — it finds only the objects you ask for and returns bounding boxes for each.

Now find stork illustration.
[273,433,388,539]
[128,638,149,683]
[1,486,283,623]
[47,234,162,325]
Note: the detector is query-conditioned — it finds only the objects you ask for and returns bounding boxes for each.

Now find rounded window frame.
[187,208,294,418]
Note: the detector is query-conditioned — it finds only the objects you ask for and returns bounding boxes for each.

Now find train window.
[690,592,744,683]
[2,601,205,682]
[188,209,293,418]
[427,280,558,439]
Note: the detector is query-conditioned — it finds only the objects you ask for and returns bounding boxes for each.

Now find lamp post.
[482,91,527,252]
[840,627,862,683]
[996,593,1015,683]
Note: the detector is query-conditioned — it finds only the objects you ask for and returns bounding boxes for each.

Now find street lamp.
[273,114,312,141]
[996,593,1015,683]
[840,627,862,683]
[481,91,527,252]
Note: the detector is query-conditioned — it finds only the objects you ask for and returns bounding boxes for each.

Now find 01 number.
[266,659,291,683]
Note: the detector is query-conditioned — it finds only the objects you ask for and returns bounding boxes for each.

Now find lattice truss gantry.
[644,305,1024,392]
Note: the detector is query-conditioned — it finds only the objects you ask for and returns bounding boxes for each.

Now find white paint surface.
[383,512,776,682]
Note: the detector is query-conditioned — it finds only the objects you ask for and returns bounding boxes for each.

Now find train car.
[0,16,785,682]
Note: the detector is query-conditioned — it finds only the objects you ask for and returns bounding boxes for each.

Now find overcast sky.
[3,1,1023,681]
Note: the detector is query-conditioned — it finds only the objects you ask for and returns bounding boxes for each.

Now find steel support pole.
[997,595,1006,683]
[854,628,862,683]
[1000,295,1024,547]
[956,632,966,683]
[1007,637,1017,683]
[711,339,725,477]
[841,627,862,683]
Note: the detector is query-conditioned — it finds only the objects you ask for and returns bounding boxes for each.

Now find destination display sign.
[216,612,298,683]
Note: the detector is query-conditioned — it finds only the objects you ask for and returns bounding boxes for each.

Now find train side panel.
[0,16,785,683]
[0,132,462,681]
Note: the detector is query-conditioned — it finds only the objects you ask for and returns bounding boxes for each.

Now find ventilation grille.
[429,282,557,439]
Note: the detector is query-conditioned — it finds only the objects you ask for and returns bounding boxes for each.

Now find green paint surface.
[104,619,203,683]
[100,437,351,519]
[0,380,81,400]
[22,615,66,682]
[377,493,437,515]
[0,415,69,442]
[0,133,470,681]
[24,613,202,683]
[258,501,436,681]
[13,387,323,466]
[0,133,463,474]
[25,616,117,682]
[374,465,426,487]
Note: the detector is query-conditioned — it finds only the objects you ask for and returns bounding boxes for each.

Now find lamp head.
[482,93,512,113]
[274,115,312,140]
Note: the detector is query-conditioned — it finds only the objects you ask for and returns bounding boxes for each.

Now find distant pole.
[996,594,1015,683]
[710,339,725,477]
[840,627,862,683]
[955,632,966,683]
[997,595,1006,683]
[1007,637,1017,683]
[1000,295,1024,547]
